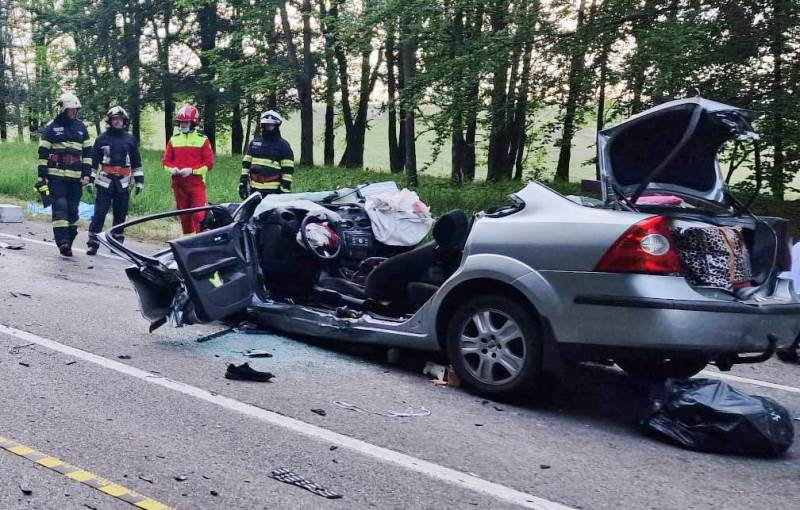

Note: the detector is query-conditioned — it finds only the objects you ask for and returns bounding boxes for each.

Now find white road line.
[0,324,573,510]
[0,232,122,261]
[700,370,800,395]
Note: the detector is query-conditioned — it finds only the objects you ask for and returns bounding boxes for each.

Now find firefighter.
[86,106,143,256]
[36,92,93,257]
[240,110,294,199]
[162,105,214,235]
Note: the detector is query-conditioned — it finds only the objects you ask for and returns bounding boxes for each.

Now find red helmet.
[176,105,200,123]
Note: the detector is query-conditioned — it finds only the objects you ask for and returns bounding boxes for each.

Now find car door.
[169,222,256,323]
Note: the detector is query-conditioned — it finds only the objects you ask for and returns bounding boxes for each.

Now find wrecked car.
[100,98,800,400]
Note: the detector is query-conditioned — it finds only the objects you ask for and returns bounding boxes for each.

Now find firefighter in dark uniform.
[36,92,93,257]
[86,106,144,255]
[240,110,294,198]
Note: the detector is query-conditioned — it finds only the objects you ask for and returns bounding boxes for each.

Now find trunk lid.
[598,97,760,205]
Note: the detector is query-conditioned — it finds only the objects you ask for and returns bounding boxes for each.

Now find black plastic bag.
[642,378,794,456]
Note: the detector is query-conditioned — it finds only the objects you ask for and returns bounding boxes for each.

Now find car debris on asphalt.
[269,468,342,499]
[423,361,460,387]
[333,400,431,418]
[0,241,25,250]
[243,349,273,358]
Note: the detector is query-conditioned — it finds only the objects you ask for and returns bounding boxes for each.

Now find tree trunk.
[386,27,403,173]
[510,40,533,180]
[336,14,382,169]
[318,0,337,166]
[0,2,8,141]
[769,0,787,200]
[554,0,588,182]
[124,1,142,142]
[629,0,657,115]
[486,0,511,181]
[400,16,417,187]
[231,100,244,155]
[280,0,314,165]
[198,2,218,151]
[595,40,610,179]
[397,38,407,168]
[450,6,465,183]
[301,0,314,166]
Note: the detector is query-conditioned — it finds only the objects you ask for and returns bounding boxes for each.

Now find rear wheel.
[446,294,543,400]
[616,356,708,381]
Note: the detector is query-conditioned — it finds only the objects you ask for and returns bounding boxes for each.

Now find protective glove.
[34,178,52,208]
[134,182,144,195]
[179,167,193,177]
[239,176,250,200]
[81,176,91,187]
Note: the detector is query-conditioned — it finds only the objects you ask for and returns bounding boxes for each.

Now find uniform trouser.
[49,177,82,247]
[172,179,207,234]
[88,183,130,247]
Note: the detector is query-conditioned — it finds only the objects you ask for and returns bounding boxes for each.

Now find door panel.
[169,223,255,322]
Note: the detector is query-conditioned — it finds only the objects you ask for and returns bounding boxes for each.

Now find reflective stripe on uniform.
[280,159,294,168]
[192,166,208,176]
[282,173,293,182]
[52,141,83,151]
[250,157,281,169]
[250,181,281,190]
[48,169,83,179]
[38,159,48,166]
[39,140,52,149]
[82,158,92,165]
[241,168,250,176]
[132,167,144,177]
[52,220,69,228]
[82,140,93,149]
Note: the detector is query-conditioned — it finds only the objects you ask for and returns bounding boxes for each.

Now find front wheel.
[445,294,543,400]
[616,356,708,381]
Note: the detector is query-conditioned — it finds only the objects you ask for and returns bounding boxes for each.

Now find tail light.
[595,216,682,275]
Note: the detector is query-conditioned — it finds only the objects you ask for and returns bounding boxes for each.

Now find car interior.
[255,203,471,317]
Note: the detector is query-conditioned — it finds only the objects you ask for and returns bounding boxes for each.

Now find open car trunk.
[595,97,791,294]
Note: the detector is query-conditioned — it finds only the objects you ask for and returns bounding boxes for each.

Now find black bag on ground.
[642,378,794,456]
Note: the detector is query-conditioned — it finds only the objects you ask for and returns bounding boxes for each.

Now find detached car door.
[169,222,256,322]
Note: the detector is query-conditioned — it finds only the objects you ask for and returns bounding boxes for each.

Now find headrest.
[433,210,470,252]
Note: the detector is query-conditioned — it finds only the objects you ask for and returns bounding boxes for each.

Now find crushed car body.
[100,98,800,400]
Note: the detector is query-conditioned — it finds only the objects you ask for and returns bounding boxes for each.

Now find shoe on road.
[225,362,274,382]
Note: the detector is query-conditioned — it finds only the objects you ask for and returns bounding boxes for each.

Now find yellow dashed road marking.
[0,434,175,509]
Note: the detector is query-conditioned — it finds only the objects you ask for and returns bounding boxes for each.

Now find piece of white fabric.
[779,241,800,293]
[364,189,433,246]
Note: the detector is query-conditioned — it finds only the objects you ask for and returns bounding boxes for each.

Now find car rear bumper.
[573,294,800,316]
[531,271,800,353]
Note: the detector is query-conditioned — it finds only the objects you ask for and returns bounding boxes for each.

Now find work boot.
[58,243,73,257]
[86,243,98,256]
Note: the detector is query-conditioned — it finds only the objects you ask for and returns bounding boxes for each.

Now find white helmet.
[57,92,81,114]
[260,110,283,126]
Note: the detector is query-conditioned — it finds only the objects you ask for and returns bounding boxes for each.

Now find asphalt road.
[1,218,799,510]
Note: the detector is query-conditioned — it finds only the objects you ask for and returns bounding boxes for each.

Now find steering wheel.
[300,212,343,260]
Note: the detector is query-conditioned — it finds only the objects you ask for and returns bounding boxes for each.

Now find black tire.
[445,294,543,400]
[616,356,708,381]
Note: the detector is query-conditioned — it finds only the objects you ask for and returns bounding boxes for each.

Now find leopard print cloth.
[671,225,753,291]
